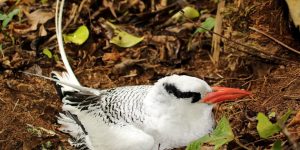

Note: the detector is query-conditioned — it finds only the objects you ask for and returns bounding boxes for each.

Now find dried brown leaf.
[288,110,300,127]
[102,52,122,62]
[112,58,145,75]
[39,24,47,36]
[13,24,32,34]
[22,9,54,31]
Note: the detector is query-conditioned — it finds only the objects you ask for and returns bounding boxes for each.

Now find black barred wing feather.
[63,93,102,111]
[58,85,154,150]
[62,85,152,126]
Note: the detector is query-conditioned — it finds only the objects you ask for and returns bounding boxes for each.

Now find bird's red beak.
[201,86,251,104]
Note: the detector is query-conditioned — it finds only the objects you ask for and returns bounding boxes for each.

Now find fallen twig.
[112,59,146,75]
[211,0,225,65]
[72,0,88,25]
[249,27,300,55]
[0,97,6,103]
[234,138,252,150]
[12,99,19,112]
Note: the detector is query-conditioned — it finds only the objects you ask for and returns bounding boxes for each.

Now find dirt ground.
[1,0,300,149]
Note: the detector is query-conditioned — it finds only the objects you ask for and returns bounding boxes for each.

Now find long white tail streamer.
[21,71,99,95]
[22,1,103,95]
[55,0,80,86]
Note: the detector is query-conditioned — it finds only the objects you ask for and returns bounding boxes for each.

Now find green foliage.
[42,48,52,58]
[180,6,200,19]
[42,141,52,150]
[186,116,234,150]
[195,17,215,33]
[277,109,293,128]
[0,44,3,57]
[256,113,281,139]
[42,48,60,62]
[170,6,200,23]
[256,109,292,139]
[272,140,282,150]
[41,0,48,4]
[110,30,144,48]
[0,8,20,29]
[53,54,59,62]
[106,21,143,48]
[63,25,89,45]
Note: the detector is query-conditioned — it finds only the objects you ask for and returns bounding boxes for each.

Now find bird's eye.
[191,93,201,103]
[163,83,201,103]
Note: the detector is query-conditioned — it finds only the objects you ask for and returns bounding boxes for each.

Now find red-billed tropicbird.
[49,0,251,149]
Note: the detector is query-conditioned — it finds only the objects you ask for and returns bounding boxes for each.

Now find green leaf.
[256,113,281,139]
[186,135,210,150]
[2,8,20,28]
[53,54,59,62]
[0,14,7,20]
[172,6,200,21]
[272,140,282,150]
[41,0,48,4]
[186,116,234,150]
[110,30,144,48]
[106,21,143,48]
[257,110,293,139]
[0,44,3,57]
[8,9,20,18]
[276,109,292,128]
[63,25,89,45]
[209,117,235,149]
[181,6,200,19]
[42,48,52,58]
[195,17,216,33]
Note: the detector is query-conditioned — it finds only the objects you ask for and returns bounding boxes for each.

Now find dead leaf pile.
[14,9,54,36]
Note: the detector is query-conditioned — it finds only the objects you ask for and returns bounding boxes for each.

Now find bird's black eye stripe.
[163,83,201,103]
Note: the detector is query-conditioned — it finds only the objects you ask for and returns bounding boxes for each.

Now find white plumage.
[53,73,215,150]
[52,0,250,150]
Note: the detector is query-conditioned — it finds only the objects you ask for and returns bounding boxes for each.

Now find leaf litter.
[1,0,300,149]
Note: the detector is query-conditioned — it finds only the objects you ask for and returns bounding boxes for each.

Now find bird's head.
[152,75,250,104]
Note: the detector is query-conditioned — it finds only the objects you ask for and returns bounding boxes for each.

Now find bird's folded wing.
[59,87,155,150]
[59,99,155,150]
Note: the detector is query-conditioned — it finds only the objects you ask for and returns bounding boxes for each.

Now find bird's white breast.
[143,98,215,149]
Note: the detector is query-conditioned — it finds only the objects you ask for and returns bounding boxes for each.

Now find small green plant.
[63,25,89,45]
[105,21,144,48]
[42,48,52,58]
[0,44,3,57]
[256,109,292,139]
[171,6,200,22]
[195,17,216,33]
[186,116,234,150]
[272,140,282,150]
[41,0,48,4]
[0,8,20,29]
[43,48,59,62]
[42,141,52,150]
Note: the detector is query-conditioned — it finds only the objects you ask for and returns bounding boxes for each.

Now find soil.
[1,0,300,149]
